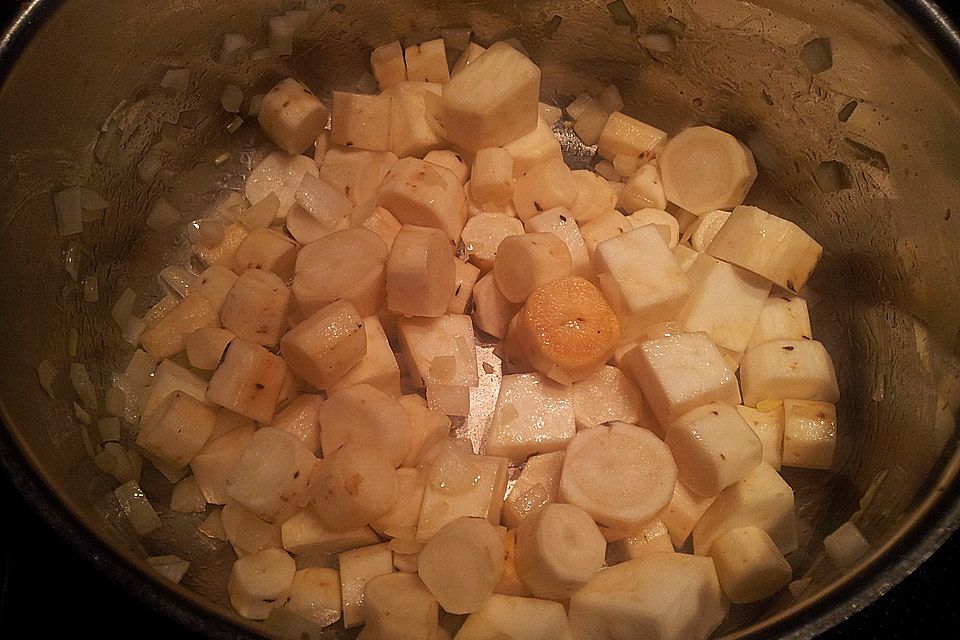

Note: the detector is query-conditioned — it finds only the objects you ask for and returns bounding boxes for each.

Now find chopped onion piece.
[127,450,143,482]
[199,219,226,246]
[268,16,295,57]
[219,33,249,66]
[146,197,181,230]
[115,480,161,536]
[123,349,157,388]
[55,188,83,236]
[67,327,79,358]
[222,84,243,113]
[64,242,81,281]
[250,48,273,61]
[148,556,190,583]
[226,116,244,134]
[160,68,191,93]
[158,265,197,297]
[97,416,122,442]
[199,508,227,541]
[105,385,126,417]
[95,442,135,482]
[214,152,232,166]
[442,27,472,51]
[247,94,265,117]
[824,521,870,570]
[214,192,248,221]
[74,402,93,425]
[37,359,58,398]
[122,316,147,346]
[70,363,98,409]
[78,421,97,459]
[111,288,137,327]
[138,149,166,182]
[598,84,624,114]
[83,276,99,302]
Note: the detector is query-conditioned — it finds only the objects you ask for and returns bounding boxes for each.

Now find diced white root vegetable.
[281,507,379,558]
[425,384,470,416]
[194,265,239,312]
[461,213,524,272]
[565,93,598,121]
[245,152,319,220]
[493,233,571,304]
[560,422,676,533]
[451,42,486,76]
[682,209,729,253]
[286,567,342,628]
[498,314,534,374]
[144,294,179,328]
[620,332,741,426]
[511,159,578,222]
[318,384,412,466]
[524,207,590,277]
[114,480,161,535]
[579,211,634,257]
[193,222,249,271]
[466,189,520,219]
[495,529,531,597]
[139,294,219,359]
[572,365,643,431]
[418,517,504,614]
[268,394,322,454]
[441,42,539,151]
[514,277,620,384]
[665,402,763,497]
[320,146,398,206]
[397,314,479,388]
[370,41,407,90]
[289,173,352,242]
[676,254,771,355]
[597,112,667,161]
[399,395,452,467]
[606,520,674,564]
[417,451,508,542]
[593,225,690,341]
[293,228,387,317]
[471,147,514,204]
[692,462,797,556]
[147,555,190,584]
[328,317,401,397]
[472,273,521,339]
[573,100,608,146]
[228,548,296,620]
[747,295,813,349]
[138,359,204,423]
[377,157,466,242]
[501,450,564,528]
[191,419,255,505]
[595,159,620,182]
[383,81,444,158]
[393,552,420,573]
[223,499,283,555]
[736,404,785,470]
[619,161,667,212]
[567,170,619,225]
[660,481,716,548]
[782,399,837,470]
[740,339,840,406]
[405,39,450,84]
[538,101,562,125]
[387,225,457,317]
[95,443,136,483]
[233,228,298,280]
[569,553,727,640]
[447,260,481,315]
[257,78,329,155]
[171,476,207,513]
[463,597,575,640]
[627,208,680,248]
[709,526,792,604]
[672,244,699,273]
[330,91,392,151]
[236,193,280,232]
[424,149,469,184]
[207,338,287,422]
[136,391,216,469]
[824,521,871,570]
[371,468,426,537]
[339,543,396,628]
[311,443,400,530]
[281,300,367,390]
[485,373,575,460]
[503,117,563,177]
[359,574,440,640]
[219,269,290,348]
[515,503,606,599]
[596,83,623,114]
[707,205,823,293]
[351,203,403,249]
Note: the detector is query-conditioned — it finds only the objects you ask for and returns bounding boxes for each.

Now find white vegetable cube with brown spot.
[140,293,219,359]
[190,415,255,504]
[228,548,296,620]
[579,211,634,257]
[747,295,813,349]
[462,213,525,272]
[441,42,539,151]
[597,112,667,161]
[659,481,716,549]
[707,205,823,293]
[484,373,575,460]
[569,170,619,225]
[136,391,217,469]
[606,520,674,565]
[377,157,466,242]
[330,91,392,151]
[503,450,565,529]
[398,395,452,468]
[571,365,643,431]
[288,173,352,244]
[709,526,792,604]
[665,402,763,497]
[286,567,343,628]
[186,327,235,370]
[221,498,282,557]
[503,117,563,177]
[524,207,590,277]
[311,443,400,531]
[194,265,238,313]
[740,339,840,406]
[404,39,450,83]
[327,316,401,397]
[219,269,289,347]
[338,542,395,628]
[140,359,207,422]
[620,162,668,212]
[472,273,521,339]
[258,78,329,155]
[493,233,572,304]
[383,81,444,158]
[293,228,387,317]
[447,260,481,315]
[782,399,837,470]
[471,147,514,204]
[621,332,741,426]
[736,404,785,470]
[280,300,367,391]
[233,228,299,280]
[423,149,469,184]
[397,314,479,388]
[318,384,412,466]
[269,394,322,454]
[370,41,407,90]
[386,225,457,317]
[207,337,287,422]
[511,158,578,222]
[417,451,508,542]
[281,507,379,558]
[319,147,398,207]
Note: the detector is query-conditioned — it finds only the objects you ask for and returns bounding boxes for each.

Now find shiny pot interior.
[1,0,960,637]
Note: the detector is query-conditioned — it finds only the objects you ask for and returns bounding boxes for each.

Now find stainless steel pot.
[1,0,959,637]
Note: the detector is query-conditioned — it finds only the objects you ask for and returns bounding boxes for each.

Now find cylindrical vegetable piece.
[361,573,440,639]
[709,526,792,604]
[493,233,572,304]
[310,443,400,532]
[318,384,413,467]
[293,228,388,317]
[227,548,296,620]
[258,78,329,155]
[280,300,367,391]
[386,225,456,317]
[418,517,504,614]
[461,213,525,271]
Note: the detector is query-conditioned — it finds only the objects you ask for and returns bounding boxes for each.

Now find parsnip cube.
[194,265,238,313]
[318,384,412,467]
[286,173,351,244]
[281,507,379,558]
[692,462,797,555]
[361,573,440,639]
[234,228,299,280]
[441,41,540,151]
[597,112,668,161]
[447,260,481,314]
[387,225,457,317]
[319,146,398,206]
[293,228,387,317]
[569,553,727,640]
[573,100,609,146]
[621,332,741,426]
[660,481,716,548]
[524,207,590,277]
[457,594,574,640]
[311,443,400,531]
[683,208,730,253]
[782,399,837,470]
[709,526,792,604]
[493,233,571,304]
[619,162,668,214]
[747,295,813,349]
[571,365,643,431]
[462,213,525,271]
[418,517,504,614]
[191,417,255,504]
[338,543,395,628]
[707,205,823,293]
[606,520,674,565]
[471,147,514,204]
[424,149,469,184]
[383,81,445,158]
[137,391,217,469]
[472,273,521,339]
[503,117,563,176]
[399,395,452,467]
[485,373,575,460]
[511,158,577,222]
[140,293,219,359]
[665,402,763,497]
[417,452,508,541]
[427,384,471,416]
[258,78,329,155]
[286,567,342,628]
[502,450,565,529]
[228,548,296,620]
[405,39,450,84]
[397,314,479,388]
[370,41,407,90]
[377,157,466,242]
[569,170,619,225]
[353,204,403,249]
[579,210,634,257]
[328,316,401,397]
[672,244,699,272]
[221,499,283,556]
[139,358,207,422]
[186,327,235,370]
[593,225,690,341]
[451,42,486,76]
[740,339,840,406]
[220,269,290,347]
[207,338,286,422]
[269,394,322,454]
[330,91,392,151]
[736,404,785,470]
[193,222,248,271]
[280,300,367,391]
